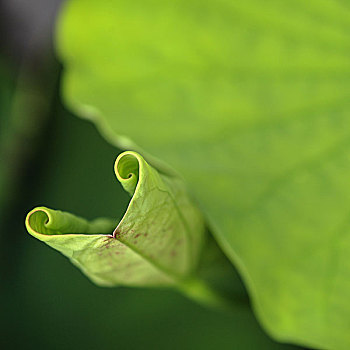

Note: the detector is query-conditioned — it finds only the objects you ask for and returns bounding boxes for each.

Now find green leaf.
[56,0,350,348]
[26,151,205,288]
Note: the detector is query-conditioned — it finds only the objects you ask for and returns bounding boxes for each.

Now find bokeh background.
[0,1,305,349]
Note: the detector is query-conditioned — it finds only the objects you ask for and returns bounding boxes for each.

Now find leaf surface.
[57,0,350,348]
[26,151,205,287]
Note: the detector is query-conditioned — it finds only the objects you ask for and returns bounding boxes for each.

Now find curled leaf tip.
[26,206,115,240]
[26,207,51,237]
[115,151,141,196]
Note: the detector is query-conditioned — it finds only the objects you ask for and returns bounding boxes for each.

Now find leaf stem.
[176,278,240,312]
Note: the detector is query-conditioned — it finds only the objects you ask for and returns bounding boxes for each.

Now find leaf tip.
[115,151,143,195]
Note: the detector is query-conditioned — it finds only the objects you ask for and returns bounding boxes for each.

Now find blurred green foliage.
[0,59,14,214]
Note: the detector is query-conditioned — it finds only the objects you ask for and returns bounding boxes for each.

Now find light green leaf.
[26,151,205,287]
[56,0,350,348]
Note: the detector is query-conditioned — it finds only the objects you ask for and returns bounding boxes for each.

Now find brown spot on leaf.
[114,228,122,238]
[176,239,183,246]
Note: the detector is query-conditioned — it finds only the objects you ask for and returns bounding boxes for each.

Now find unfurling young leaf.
[26,151,205,288]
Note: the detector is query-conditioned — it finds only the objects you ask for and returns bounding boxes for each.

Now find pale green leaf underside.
[57,0,350,348]
[26,151,205,287]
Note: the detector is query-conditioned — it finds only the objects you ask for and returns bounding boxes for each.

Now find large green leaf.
[26,151,206,289]
[56,0,350,348]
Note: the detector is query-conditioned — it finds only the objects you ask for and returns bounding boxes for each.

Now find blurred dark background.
[0,2,303,349]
